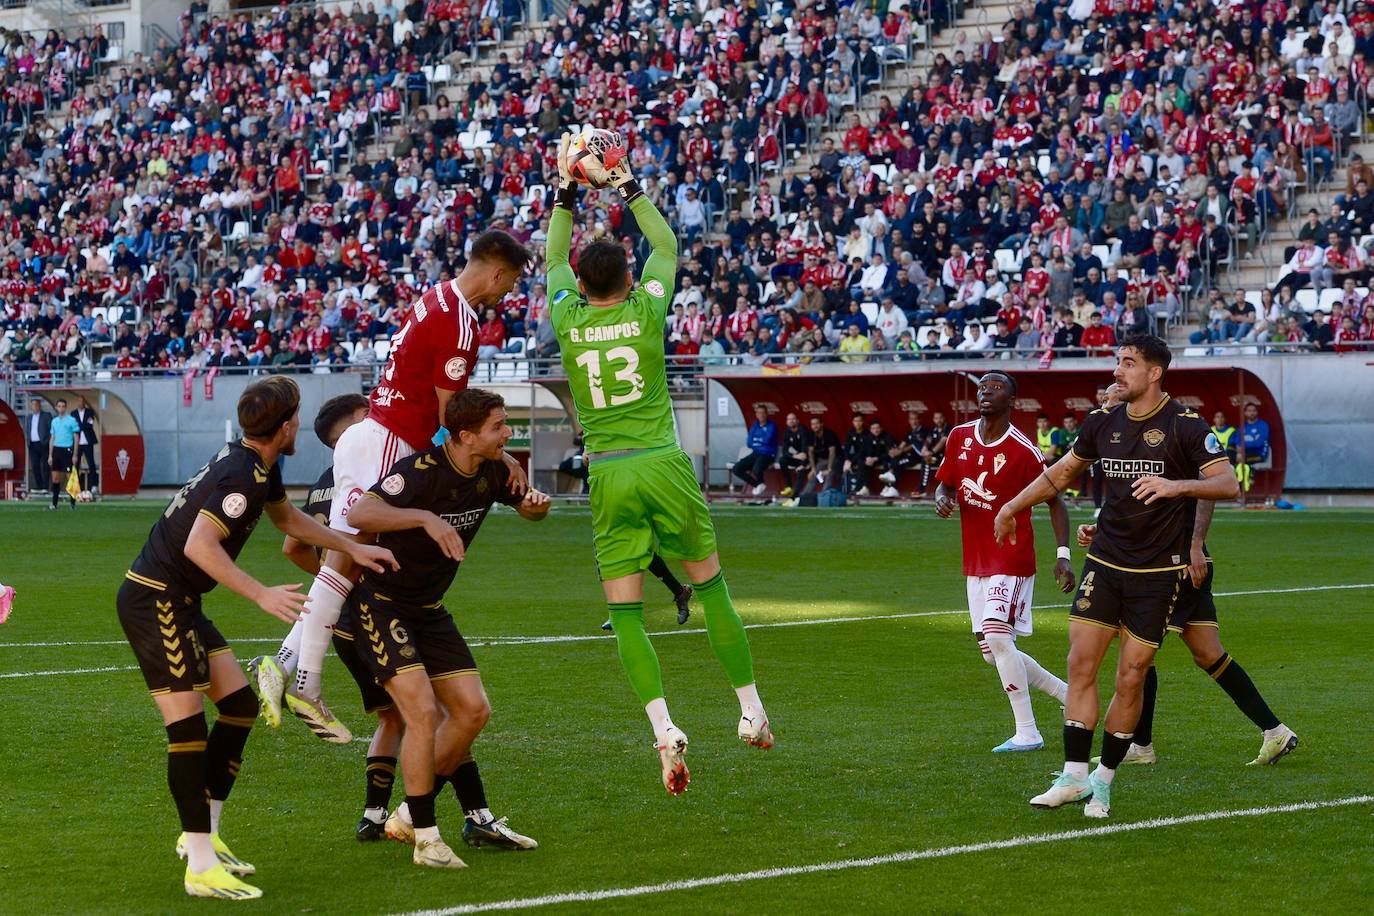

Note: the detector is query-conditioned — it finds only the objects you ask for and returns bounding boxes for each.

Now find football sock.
[645,697,676,739]
[736,683,763,713]
[209,800,223,835]
[50,483,58,507]
[1208,653,1281,731]
[448,757,491,821]
[365,755,397,812]
[166,713,211,834]
[1063,720,1093,779]
[276,619,303,675]
[293,566,352,697]
[694,571,756,689]
[206,686,256,805]
[407,792,437,830]
[1019,649,1068,703]
[608,603,665,705]
[1134,666,1158,747]
[648,554,685,597]
[1095,731,1135,785]
[985,633,1037,737]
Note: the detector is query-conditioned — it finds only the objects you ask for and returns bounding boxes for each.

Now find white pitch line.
[1,582,1371,655]
[0,664,138,679]
[391,795,1374,916]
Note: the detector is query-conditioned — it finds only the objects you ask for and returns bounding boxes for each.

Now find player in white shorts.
[253,230,531,741]
[935,371,1077,752]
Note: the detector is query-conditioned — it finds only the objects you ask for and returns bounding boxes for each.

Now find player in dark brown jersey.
[251,393,411,842]
[1074,401,1298,768]
[115,377,397,901]
[344,388,550,870]
[993,335,1239,819]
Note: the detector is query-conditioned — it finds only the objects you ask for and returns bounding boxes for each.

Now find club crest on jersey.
[477,477,488,494]
[1144,429,1166,447]
[645,279,666,297]
[993,453,1006,474]
[222,493,247,518]
[445,357,468,381]
[381,474,405,495]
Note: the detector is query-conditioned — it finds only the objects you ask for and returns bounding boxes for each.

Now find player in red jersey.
[257,230,532,742]
[935,371,1076,752]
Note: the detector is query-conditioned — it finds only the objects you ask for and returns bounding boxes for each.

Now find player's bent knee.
[215,685,257,721]
[984,633,1015,660]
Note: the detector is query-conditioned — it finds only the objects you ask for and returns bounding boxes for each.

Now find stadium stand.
[2,0,1374,390]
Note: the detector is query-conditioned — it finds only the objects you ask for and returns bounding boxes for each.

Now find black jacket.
[73,407,98,445]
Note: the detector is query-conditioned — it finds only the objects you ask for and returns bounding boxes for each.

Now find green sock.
[694,571,755,688]
[608,603,664,705]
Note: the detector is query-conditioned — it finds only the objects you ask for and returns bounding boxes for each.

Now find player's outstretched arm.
[185,515,305,623]
[265,499,399,573]
[993,452,1091,544]
[345,494,466,561]
[547,133,579,311]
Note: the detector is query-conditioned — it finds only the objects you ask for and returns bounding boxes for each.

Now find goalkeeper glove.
[555,132,579,209]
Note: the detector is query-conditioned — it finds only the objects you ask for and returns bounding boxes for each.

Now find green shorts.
[588,446,717,580]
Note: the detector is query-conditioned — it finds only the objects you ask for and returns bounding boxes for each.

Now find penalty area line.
[389,795,1374,916]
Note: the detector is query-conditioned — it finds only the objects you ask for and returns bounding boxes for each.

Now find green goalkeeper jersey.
[546,195,679,454]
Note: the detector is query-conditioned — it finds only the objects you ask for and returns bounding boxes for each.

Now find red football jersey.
[368,280,479,452]
[935,420,1046,577]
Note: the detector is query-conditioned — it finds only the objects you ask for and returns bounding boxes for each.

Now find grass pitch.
[0,501,1371,914]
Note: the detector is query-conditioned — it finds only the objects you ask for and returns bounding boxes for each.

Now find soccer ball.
[567,128,626,187]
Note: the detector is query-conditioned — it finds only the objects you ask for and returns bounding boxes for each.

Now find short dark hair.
[981,371,1017,396]
[239,376,300,438]
[444,388,505,437]
[1120,333,1172,370]
[469,229,531,271]
[313,393,369,447]
[578,239,630,298]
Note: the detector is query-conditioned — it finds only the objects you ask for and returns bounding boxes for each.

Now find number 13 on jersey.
[574,347,645,410]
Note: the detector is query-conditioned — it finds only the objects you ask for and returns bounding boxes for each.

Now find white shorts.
[966,574,1035,637]
[329,417,418,534]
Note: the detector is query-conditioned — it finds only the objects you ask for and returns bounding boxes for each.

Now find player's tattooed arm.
[265,499,400,573]
[1131,460,1238,505]
[1189,498,1215,587]
[993,451,1092,544]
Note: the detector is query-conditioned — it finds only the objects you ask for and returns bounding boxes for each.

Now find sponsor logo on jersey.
[372,386,407,407]
[344,487,364,513]
[439,508,487,531]
[1204,432,1223,454]
[309,486,333,506]
[222,493,247,518]
[959,470,997,509]
[381,474,405,495]
[445,357,468,380]
[645,279,666,297]
[1100,458,1166,479]
[1143,429,1166,447]
[413,300,428,323]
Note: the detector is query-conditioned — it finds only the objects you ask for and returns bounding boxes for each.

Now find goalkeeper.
[547,132,774,795]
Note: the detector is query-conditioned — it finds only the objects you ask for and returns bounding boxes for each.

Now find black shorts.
[116,573,230,695]
[1168,562,1218,632]
[351,583,478,686]
[51,447,73,472]
[1069,556,1186,648]
[333,600,394,714]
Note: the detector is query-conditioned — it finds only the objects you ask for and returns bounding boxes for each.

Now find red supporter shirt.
[367,279,480,451]
[935,419,1046,577]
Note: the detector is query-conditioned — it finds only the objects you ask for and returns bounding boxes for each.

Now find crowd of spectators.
[5,0,1374,386]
